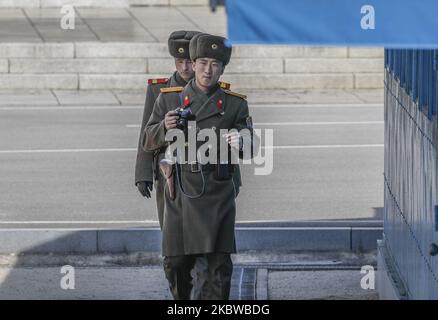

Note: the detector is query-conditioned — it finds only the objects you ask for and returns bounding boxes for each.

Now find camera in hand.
[176,107,196,131]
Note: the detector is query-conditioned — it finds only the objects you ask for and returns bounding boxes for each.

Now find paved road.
[0,266,253,300]
[0,102,383,227]
[0,251,378,300]
[0,267,377,300]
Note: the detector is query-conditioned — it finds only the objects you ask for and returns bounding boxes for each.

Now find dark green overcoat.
[144,80,253,256]
[135,72,188,228]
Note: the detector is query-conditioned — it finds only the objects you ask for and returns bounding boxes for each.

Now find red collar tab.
[183,95,190,108]
[217,99,223,110]
[148,78,169,85]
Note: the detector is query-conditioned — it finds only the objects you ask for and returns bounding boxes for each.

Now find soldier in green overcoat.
[135,31,242,229]
[144,33,256,300]
[135,30,200,228]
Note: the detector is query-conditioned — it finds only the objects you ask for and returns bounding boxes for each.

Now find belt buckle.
[190,162,200,173]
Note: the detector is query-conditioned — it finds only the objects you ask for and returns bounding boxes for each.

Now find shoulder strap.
[148,78,169,85]
[223,89,247,100]
[160,86,184,93]
[218,81,231,90]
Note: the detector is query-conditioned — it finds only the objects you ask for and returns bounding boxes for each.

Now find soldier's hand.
[137,181,153,198]
[223,132,242,150]
[164,110,178,130]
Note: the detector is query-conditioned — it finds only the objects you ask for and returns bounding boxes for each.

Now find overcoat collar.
[169,71,189,87]
[181,79,226,122]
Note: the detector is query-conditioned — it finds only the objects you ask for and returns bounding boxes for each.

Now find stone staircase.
[0,0,208,7]
[0,3,384,90]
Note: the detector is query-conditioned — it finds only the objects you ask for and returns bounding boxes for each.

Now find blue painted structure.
[225,0,438,299]
[383,49,438,299]
[227,0,438,47]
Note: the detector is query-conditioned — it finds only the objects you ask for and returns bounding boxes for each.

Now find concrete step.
[0,88,384,106]
[0,0,207,8]
[0,73,383,90]
[0,43,384,59]
[0,226,383,254]
[0,43,384,89]
[0,250,377,300]
[8,58,148,73]
[1,57,383,74]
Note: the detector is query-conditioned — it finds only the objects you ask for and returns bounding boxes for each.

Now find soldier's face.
[193,58,224,89]
[175,58,195,82]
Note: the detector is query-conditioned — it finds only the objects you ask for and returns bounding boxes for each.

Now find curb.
[0,226,383,254]
[256,269,268,300]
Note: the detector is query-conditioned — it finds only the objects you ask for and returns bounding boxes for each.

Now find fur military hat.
[168,30,201,59]
[189,33,232,66]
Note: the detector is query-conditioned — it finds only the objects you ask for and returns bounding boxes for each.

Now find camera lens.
[176,108,195,131]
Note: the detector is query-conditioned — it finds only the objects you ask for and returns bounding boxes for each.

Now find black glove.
[137,181,153,198]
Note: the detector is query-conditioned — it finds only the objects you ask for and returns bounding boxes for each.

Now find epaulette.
[218,81,231,90]
[160,86,184,93]
[223,89,247,100]
[148,78,169,85]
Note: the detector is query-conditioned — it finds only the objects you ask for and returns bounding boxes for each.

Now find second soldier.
[135,30,200,228]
